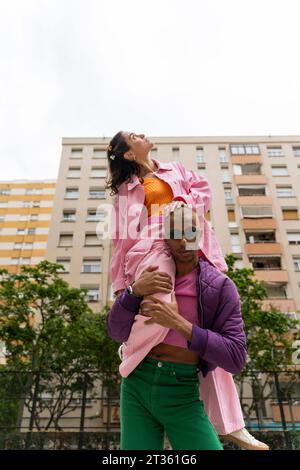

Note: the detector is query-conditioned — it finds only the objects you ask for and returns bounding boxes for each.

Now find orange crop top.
[142,177,174,216]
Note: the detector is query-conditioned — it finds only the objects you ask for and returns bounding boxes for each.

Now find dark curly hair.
[105,131,145,196]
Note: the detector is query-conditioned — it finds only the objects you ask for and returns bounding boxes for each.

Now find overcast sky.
[1,0,300,181]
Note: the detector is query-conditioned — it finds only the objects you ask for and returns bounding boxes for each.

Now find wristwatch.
[127,283,143,298]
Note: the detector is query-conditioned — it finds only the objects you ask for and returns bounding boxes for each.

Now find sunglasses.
[168,226,201,241]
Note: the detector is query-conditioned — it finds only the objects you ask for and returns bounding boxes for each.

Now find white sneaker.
[221,428,269,450]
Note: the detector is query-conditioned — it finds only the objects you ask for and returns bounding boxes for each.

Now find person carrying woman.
[106,131,268,451]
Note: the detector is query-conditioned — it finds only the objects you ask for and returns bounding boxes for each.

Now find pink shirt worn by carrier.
[162,267,199,348]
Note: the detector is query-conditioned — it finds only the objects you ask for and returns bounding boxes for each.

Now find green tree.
[225,254,299,421]
[0,260,119,432]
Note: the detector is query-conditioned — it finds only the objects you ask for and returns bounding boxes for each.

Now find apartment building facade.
[0,180,56,273]
[45,135,300,317]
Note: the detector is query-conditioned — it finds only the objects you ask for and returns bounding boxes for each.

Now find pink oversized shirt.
[110,158,227,294]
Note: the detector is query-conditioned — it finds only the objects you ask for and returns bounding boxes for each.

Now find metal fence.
[0,369,300,450]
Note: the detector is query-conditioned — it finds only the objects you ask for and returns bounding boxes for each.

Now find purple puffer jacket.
[107,259,247,376]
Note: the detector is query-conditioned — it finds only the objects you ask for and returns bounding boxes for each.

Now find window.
[0,189,10,195]
[219,147,228,163]
[241,206,273,218]
[245,231,276,243]
[234,259,244,269]
[293,258,300,272]
[90,168,107,178]
[172,147,180,161]
[233,164,242,175]
[25,188,42,195]
[56,258,70,273]
[221,170,231,183]
[287,232,300,244]
[293,147,300,157]
[234,163,261,175]
[197,168,207,177]
[265,283,287,299]
[71,148,83,158]
[282,209,298,220]
[267,147,283,157]
[230,234,242,253]
[27,228,35,235]
[0,202,7,208]
[58,234,73,247]
[82,258,102,273]
[30,214,38,221]
[89,188,106,199]
[224,189,234,204]
[87,210,105,222]
[227,209,237,227]
[238,185,266,196]
[0,215,4,222]
[65,188,79,199]
[20,258,30,265]
[33,201,40,207]
[11,258,19,265]
[271,166,289,176]
[276,186,293,197]
[24,243,33,249]
[81,285,100,302]
[62,210,76,222]
[19,215,27,221]
[93,149,106,159]
[23,202,31,208]
[230,144,260,155]
[14,243,22,249]
[298,166,300,176]
[109,284,115,301]
[196,147,205,163]
[249,256,281,270]
[16,229,25,235]
[85,233,101,246]
[67,167,81,178]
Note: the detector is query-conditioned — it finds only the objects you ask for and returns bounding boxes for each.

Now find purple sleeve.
[187,279,247,374]
[106,290,142,342]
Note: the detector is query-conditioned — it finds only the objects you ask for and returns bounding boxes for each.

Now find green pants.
[120,357,223,450]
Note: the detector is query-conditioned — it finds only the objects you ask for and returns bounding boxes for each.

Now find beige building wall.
[45,142,112,312]
[0,180,56,273]
[45,136,300,316]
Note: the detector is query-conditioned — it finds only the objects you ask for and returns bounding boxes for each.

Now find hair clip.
[110,154,116,160]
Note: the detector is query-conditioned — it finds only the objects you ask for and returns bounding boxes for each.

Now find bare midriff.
[147,343,199,364]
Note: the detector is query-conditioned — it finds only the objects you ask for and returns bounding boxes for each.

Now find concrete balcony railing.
[238,196,273,205]
[231,155,263,165]
[234,175,268,185]
[242,219,277,229]
[245,243,282,255]
[254,269,288,283]
[261,298,296,312]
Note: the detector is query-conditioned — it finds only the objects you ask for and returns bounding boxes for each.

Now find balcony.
[254,270,288,283]
[231,155,263,165]
[245,243,282,255]
[234,175,267,185]
[261,299,296,312]
[245,231,276,244]
[238,196,273,205]
[242,218,277,229]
